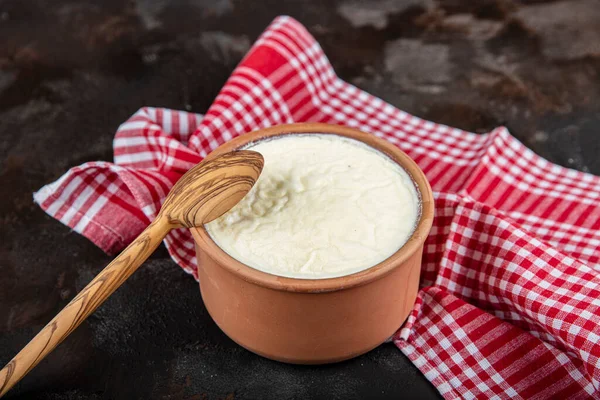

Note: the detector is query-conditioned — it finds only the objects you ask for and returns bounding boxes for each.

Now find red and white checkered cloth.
[34,16,600,399]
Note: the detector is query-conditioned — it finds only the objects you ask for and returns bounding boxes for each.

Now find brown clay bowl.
[190,123,434,364]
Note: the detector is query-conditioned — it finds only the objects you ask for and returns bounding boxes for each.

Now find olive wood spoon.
[0,150,264,397]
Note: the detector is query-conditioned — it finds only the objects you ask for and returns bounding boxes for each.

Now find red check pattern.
[34,16,600,399]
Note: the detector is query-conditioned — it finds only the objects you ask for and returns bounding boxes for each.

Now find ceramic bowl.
[190,123,434,364]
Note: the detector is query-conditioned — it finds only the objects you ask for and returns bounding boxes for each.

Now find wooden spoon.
[0,150,264,397]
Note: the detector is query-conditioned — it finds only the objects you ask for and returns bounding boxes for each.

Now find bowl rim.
[191,123,434,293]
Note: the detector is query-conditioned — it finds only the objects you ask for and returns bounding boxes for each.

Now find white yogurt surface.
[205,134,420,279]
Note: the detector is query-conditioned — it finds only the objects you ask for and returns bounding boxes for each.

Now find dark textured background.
[1,0,599,398]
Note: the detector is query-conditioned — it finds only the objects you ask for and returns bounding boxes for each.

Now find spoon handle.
[0,217,171,397]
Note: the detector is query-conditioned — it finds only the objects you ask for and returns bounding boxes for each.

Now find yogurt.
[205,134,420,279]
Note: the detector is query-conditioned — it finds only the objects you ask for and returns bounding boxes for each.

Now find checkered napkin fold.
[34,16,600,399]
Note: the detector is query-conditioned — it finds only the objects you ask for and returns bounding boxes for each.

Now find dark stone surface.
[0,0,598,398]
